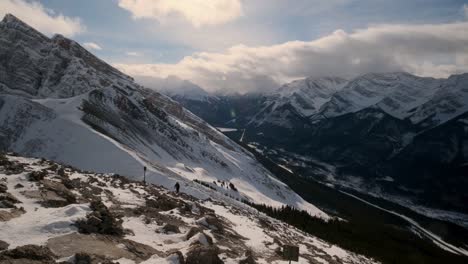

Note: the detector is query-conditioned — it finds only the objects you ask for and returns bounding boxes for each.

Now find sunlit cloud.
[126,51,143,56]
[0,0,84,37]
[117,0,242,27]
[116,21,468,93]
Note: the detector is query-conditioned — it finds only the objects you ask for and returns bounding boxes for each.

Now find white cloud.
[463,4,468,19]
[0,0,84,37]
[83,42,102,50]
[117,0,242,27]
[126,51,142,56]
[116,21,468,93]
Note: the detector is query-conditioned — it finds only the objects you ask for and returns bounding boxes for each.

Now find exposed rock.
[28,170,47,182]
[196,215,223,232]
[3,163,25,175]
[0,193,21,208]
[146,196,180,211]
[167,251,185,264]
[0,245,56,262]
[162,224,181,234]
[39,190,69,208]
[185,245,223,264]
[0,240,9,250]
[47,233,157,262]
[41,179,76,204]
[0,183,7,193]
[74,252,92,264]
[239,250,257,264]
[13,183,23,189]
[74,252,118,264]
[75,200,124,236]
[0,208,25,221]
[189,232,213,246]
[121,239,158,260]
[186,227,203,240]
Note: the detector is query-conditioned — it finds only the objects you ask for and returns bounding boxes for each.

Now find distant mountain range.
[155,71,468,215]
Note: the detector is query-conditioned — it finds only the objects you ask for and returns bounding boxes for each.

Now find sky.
[1,0,468,93]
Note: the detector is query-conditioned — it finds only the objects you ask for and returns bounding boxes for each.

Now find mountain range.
[154,70,468,215]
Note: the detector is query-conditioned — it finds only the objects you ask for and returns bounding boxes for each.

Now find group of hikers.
[145,166,233,194]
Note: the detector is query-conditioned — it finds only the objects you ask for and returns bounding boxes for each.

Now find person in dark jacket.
[174,182,180,193]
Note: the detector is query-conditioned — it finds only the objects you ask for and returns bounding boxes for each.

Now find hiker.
[174,182,180,193]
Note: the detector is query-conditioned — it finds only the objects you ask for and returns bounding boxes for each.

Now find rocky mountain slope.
[0,14,326,218]
[0,153,378,263]
[162,72,468,215]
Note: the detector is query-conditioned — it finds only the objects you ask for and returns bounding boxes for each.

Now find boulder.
[185,245,223,264]
[28,170,47,181]
[0,240,9,250]
[0,183,7,193]
[146,196,180,211]
[239,250,256,264]
[196,215,223,232]
[0,193,21,208]
[76,200,124,236]
[41,179,76,204]
[186,227,203,240]
[167,251,185,264]
[162,224,180,234]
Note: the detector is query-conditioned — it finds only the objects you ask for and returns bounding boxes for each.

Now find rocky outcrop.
[75,201,124,236]
[185,245,223,264]
[0,245,56,263]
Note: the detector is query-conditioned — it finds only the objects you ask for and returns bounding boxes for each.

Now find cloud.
[464,4,468,19]
[83,42,102,50]
[126,51,142,56]
[0,0,84,37]
[116,21,468,93]
[117,0,242,27]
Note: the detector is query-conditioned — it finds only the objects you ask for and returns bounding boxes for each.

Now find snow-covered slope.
[0,14,327,218]
[0,154,376,263]
[317,72,443,120]
[409,73,468,127]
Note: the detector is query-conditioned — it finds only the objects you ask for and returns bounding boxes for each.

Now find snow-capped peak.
[316,72,444,120]
[140,75,218,102]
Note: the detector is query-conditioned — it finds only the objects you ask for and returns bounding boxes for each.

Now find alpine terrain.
[0,14,324,218]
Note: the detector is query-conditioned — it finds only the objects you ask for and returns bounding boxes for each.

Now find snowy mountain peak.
[0,13,48,41]
[141,75,218,102]
[0,14,132,99]
[2,13,28,28]
[248,76,348,128]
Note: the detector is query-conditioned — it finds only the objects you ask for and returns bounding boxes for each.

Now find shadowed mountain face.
[0,14,327,217]
[160,72,468,214]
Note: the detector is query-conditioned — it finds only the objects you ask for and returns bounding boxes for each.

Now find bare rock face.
[185,245,224,264]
